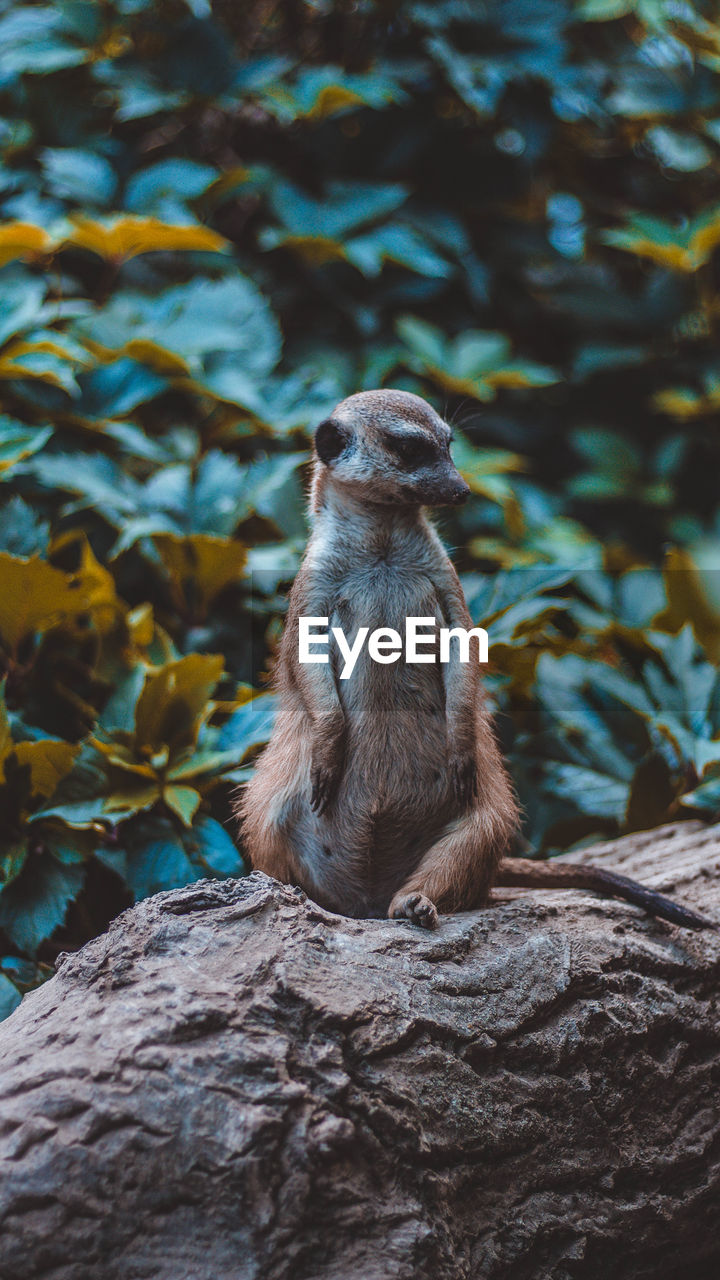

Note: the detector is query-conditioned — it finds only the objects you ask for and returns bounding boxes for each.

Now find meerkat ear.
[314,418,348,465]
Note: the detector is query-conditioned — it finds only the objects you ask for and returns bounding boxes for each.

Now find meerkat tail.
[495,856,718,932]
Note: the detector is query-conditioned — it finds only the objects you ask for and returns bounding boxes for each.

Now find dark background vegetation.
[2,0,720,1016]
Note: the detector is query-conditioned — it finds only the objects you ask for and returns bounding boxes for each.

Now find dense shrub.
[2,0,720,1016]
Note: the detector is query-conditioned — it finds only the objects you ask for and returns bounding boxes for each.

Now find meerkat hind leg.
[388,806,506,929]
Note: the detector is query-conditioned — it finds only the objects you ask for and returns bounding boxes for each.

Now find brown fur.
[239,390,716,932]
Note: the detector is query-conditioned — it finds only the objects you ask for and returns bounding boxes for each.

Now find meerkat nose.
[450,479,471,504]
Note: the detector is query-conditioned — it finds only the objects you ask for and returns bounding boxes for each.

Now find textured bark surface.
[0,822,719,1280]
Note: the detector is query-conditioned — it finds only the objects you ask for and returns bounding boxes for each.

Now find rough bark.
[0,822,719,1280]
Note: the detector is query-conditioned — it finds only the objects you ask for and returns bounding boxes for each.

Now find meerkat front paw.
[389,892,439,930]
[449,753,478,810]
[310,753,342,814]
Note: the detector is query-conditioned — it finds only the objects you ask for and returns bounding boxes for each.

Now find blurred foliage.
[2,0,720,1015]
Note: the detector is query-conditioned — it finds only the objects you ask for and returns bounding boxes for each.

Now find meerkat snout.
[443,476,471,505]
[313,388,470,508]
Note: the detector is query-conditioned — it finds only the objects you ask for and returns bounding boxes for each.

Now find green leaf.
[576,0,631,18]
[167,748,253,782]
[217,695,277,759]
[31,799,106,828]
[41,148,118,205]
[0,8,87,78]
[682,775,720,815]
[542,762,630,820]
[346,225,451,278]
[98,666,147,735]
[0,496,49,556]
[163,784,201,827]
[645,127,712,173]
[0,275,51,346]
[396,318,558,399]
[268,178,408,241]
[78,277,281,383]
[394,316,447,367]
[0,419,52,472]
[187,814,245,877]
[125,159,218,217]
[0,854,84,954]
[263,65,408,122]
[122,815,201,901]
[602,205,720,272]
[0,972,22,1021]
[0,842,27,888]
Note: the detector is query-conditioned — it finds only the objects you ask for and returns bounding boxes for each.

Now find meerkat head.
[313,389,470,507]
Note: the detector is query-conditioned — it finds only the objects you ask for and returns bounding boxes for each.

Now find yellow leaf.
[689,212,720,264]
[122,339,191,374]
[486,368,558,390]
[306,84,365,119]
[75,336,116,362]
[134,654,225,756]
[103,783,161,814]
[276,235,347,266]
[0,684,78,803]
[611,236,699,272]
[205,166,250,201]
[127,603,155,648]
[153,534,247,618]
[486,640,541,689]
[0,687,11,762]
[422,365,495,401]
[64,215,229,261]
[5,338,90,366]
[90,738,157,778]
[0,422,53,472]
[656,548,720,662]
[0,341,75,389]
[11,740,80,801]
[0,554,87,654]
[91,32,133,60]
[231,683,255,708]
[51,532,121,634]
[0,362,66,388]
[652,388,703,418]
[81,337,191,375]
[0,223,53,268]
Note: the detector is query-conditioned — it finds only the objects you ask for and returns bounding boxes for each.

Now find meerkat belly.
[294,573,454,915]
[340,659,447,805]
[334,573,448,802]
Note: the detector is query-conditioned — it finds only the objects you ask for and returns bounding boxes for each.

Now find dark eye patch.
[386,435,438,467]
[315,417,348,464]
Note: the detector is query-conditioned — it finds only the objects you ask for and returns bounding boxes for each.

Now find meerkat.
[239,389,716,932]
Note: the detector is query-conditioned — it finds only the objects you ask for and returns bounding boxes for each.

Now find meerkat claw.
[390,892,439,930]
[310,766,337,814]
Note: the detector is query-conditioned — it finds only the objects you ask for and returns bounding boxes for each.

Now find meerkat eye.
[386,435,438,467]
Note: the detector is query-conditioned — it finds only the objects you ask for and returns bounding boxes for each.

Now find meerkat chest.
[319,561,446,721]
[332,561,439,632]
